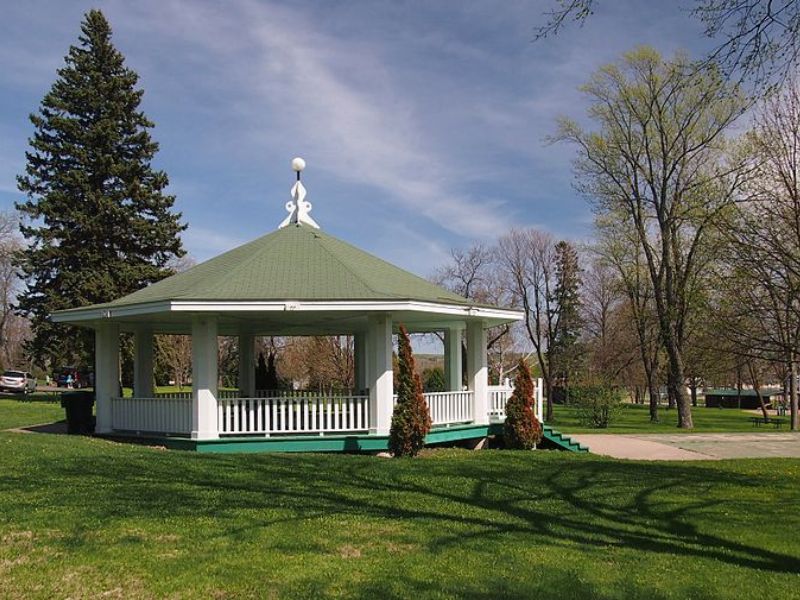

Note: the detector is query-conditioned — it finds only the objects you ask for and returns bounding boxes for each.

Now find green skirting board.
[104,423,589,454]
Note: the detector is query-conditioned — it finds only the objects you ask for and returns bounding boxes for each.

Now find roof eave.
[51,299,523,325]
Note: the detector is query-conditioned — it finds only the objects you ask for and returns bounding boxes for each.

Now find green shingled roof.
[104,223,470,307]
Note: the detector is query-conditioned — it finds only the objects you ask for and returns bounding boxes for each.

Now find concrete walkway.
[571,432,800,460]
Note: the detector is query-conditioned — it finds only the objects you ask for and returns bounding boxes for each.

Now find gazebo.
[52,159,528,452]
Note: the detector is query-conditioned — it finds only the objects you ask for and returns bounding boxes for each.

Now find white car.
[0,370,37,394]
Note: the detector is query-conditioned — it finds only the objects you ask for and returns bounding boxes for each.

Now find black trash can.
[61,390,96,434]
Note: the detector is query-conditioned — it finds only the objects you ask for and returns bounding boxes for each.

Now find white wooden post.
[367,314,393,435]
[133,328,154,399]
[237,333,255,397]
[536,377,544,423]
[467,320,489,425]
[354,332,368,393]
[444,326,463,391]
[191,316,219,440]
[95,322,120,434]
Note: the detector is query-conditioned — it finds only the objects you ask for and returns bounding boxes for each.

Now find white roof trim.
[51,299,524,324]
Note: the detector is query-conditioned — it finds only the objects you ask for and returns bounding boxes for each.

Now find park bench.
[750,416,785,429]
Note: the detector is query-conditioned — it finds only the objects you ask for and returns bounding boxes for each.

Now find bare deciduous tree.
[0,212,26,369]
[715,79,800,428]
[156,335,192,388]
[580,256,643,387]
[497,228,560,420]
[593,216,664,421]
[278,336,354,393]
[434,242,521,382]
[557,47,749,427]
[536,0,800,88]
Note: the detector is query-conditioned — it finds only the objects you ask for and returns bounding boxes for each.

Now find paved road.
[571,432,800,460]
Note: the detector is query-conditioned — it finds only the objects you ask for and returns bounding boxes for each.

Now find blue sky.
[0,0,712,275]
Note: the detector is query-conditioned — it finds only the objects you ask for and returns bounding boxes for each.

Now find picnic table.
[750,416,785,429]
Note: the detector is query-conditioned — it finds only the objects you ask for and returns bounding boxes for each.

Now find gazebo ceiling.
[51,158,523,332]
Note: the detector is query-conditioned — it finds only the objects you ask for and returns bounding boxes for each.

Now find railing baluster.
[311,398,318,432]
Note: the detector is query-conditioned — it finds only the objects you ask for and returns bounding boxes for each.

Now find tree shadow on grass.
[4,443,800,580]
[346,566,678,600]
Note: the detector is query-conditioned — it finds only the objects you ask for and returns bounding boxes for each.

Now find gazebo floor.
[99,423,588,454]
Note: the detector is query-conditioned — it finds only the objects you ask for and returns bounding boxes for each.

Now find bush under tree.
[572,383,623,428]
[389,325,432,457]
[503,359,543,450]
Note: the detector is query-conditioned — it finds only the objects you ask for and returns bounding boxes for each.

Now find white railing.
[487,378,544,422]
[488,385,513,421]
[217,395,370,436]
[154,391,191,400]
[154,389,240,400]
[254,389,363,398]
[111,396,192,434]
[424,391,473,426]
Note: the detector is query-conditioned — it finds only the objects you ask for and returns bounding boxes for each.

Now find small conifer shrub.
[389,325,432,457]
[503,359,543,449]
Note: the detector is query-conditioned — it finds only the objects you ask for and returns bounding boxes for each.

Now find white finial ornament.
[279,156,320,229]
[291,157,306,172]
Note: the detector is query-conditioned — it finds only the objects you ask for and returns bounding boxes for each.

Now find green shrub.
[503,359,543,449]
[572,384,623,428]
[389,325,432,457]
[422,367,446,392]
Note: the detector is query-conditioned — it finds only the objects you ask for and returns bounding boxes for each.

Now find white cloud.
[110,0,514,239]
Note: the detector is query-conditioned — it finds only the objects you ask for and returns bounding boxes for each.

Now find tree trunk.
[667,386,677,409]
[791,359,798,431]
[646,368,659,423]
[690,379,698,407]
[736,368,743,410]
[784,372,790,417]
[545,378,554,422]
[748,361,769,421]
[665,341,693,428]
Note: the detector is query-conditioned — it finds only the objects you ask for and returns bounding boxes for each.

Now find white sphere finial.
[291,157,306,172]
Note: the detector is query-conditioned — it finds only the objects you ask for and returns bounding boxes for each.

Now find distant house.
[704,388,783,409]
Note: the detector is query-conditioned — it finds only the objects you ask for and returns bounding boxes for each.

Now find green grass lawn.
[1,400,799,598]
[0,397,64,430]
[551,403,763,435]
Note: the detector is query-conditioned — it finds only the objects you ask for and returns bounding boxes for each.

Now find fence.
[111,396,192,434]
[217,394,369,435]
[487,379,544,422]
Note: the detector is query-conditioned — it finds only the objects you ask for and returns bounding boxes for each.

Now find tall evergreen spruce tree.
[16,10,185,369]
[389,325,432,457]
[550,240,582,403]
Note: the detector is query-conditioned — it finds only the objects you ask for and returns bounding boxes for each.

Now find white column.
[467,320,489,425]
[237,334,255,397]
[133,328,154,399]
[354,332,368,393]
[536,377,544,423]
[191,316,219,440]
[444,326,463,391]
[368,314,393,435]
[95,322,120,434]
